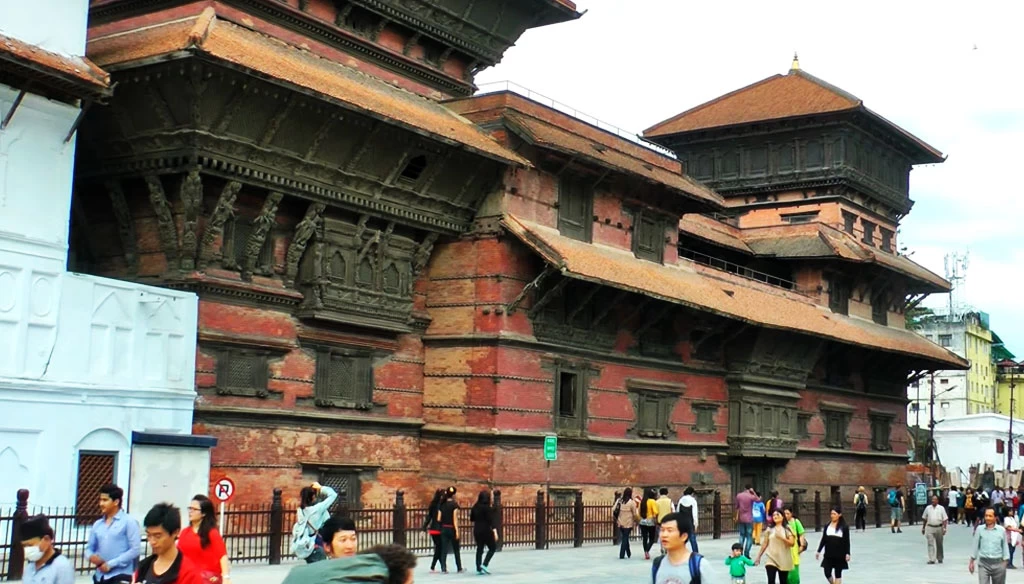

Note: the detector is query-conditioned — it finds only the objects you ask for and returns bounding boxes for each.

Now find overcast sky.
[477,0,1024,356]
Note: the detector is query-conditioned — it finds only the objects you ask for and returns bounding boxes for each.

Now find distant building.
[933,413,1024,479]
[908,312,997,422]
[0,0,198,507]
[997,355,1024,421]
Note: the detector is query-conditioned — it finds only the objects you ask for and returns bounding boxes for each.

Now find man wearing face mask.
[20,515,74,584]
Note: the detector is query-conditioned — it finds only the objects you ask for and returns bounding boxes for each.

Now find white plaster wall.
[0,85,77,256]
[934,415,1024,478]
[0,0,88,56]
[128,445,211,525]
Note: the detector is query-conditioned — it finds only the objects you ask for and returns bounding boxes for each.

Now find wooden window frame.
[871,290,889,326]
[314,347,374,409]
[556,175,593,243]
[869,413,895,452]
[861,219,876,246]
[797,413,812,439]
[842,211,857,235]
[820,406,852,449]
[828,276,851,316]
[631,209,665,264]
[215,347,270,398]
[627,380,681,439]
[997,439,1005,454]
[553,364,587,434]
[223,217,274,272]
[691,403,718,434]
[75,452,117,524]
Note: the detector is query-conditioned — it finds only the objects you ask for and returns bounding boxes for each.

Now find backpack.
[677,504,695,532]
[752,502,765,523]
[652,553,702,584]
[290,511,318,559]
[612,500,622,521]
[856,494,867,510]
[887,490,898,507]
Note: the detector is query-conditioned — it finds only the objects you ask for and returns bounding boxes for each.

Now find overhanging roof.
[87,8,528,167]
[503,214,967,370]
[0,32,111,100]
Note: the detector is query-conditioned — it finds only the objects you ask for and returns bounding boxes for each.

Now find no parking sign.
[213,477,235,503]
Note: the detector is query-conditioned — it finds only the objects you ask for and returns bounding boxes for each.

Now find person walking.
[752,494,767,548]
[319,515,358,559]
[470,491,498,575]
[765,491,784,528]
[754,509,795,584]
[948,486,961,525]
[639,488,659,560]
[852,487,868,532]
[966,488,977,527]
[290,482,338,563]
[178,495,231,583]
[1003,507,1020,569]
[614,488,641,559]
[783,508,806,584]
[677,487,700,553]
[735,485,758,558]
[135,503,201,584]
[652,513,709,583]
[86,484,141,584]
[424,489,444,573]
[993,487,1005,520]
[888,484,905,534]
[815,507,851,584]
[19,515,74,584]
[921,494,948,564]
[437,486,464,573]
[970,507,1009,584]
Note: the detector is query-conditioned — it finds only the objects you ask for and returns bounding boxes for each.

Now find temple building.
[71,2,965,505]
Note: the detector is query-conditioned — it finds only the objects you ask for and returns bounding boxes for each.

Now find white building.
[932,414,1024,481]
[0,1,198,507]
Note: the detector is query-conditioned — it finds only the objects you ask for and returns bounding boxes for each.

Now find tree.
[906,306,936,331]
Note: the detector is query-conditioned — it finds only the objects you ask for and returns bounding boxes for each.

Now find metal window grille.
[319,471,360,507]
[75,453,115,524]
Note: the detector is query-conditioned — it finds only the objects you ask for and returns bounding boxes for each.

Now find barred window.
[216,348,269,397]
[75,453,116,524]
[315,348,373,408]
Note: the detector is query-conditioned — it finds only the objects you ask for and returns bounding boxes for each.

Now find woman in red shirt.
[177,495,230,584]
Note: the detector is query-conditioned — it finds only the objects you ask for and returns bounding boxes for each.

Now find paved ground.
[72,524,1024,583]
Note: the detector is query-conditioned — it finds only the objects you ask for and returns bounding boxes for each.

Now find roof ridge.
[790,69,862,105]
[642,74,784,137]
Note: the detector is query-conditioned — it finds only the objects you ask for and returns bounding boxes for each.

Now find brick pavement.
[73,525,1024,583]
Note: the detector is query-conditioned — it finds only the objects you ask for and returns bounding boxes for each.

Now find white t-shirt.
[655,554,712,584]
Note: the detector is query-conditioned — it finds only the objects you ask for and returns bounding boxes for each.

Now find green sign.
[544,435,557,461]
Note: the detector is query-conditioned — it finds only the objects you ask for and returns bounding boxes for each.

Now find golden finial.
[790,52,800,72]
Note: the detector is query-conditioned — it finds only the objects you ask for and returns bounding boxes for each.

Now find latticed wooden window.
[314,349,373,407]
[76,453,115,524]
[224,219,273,270]
[870,416,893,451]
[556,176,592,242]
[216,349,269,397]
[692,404,717,433]
[632,211,664,264]
[318,470,360,507]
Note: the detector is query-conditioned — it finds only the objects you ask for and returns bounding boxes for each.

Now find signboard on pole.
[544,435,557,461]
[914,482,927,506]
[214,477,236,503]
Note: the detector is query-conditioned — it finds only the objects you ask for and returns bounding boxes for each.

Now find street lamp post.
[1002,360,1023,475]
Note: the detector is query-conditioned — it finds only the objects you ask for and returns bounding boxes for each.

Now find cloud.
[477,0,1024,354]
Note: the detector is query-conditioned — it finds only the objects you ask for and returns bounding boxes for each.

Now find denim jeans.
[686,526,699,553]
[738,522,754,557]
[618,527,632,558]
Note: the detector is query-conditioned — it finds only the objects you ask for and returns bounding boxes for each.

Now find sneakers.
[645,553,651,560]
[481,566,491,574]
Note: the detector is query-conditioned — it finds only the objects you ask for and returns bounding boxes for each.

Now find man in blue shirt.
[86,484,140,583]
[20,515,74,584]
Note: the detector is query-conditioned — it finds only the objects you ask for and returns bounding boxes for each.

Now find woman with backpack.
[470,490,498,575]
[853,487,868,532]
[291,482,338,563]
[638,488,659,560]
[423,489,444,573]
[613,488,641,560]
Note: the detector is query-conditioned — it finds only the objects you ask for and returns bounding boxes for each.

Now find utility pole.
[1010,367,1018,475]
[929,373,937,484]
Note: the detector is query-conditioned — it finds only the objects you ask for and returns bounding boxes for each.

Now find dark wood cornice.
[194,404,423,435]
[420,423,724,454]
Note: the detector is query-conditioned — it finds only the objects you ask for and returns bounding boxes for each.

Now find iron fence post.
[269,489,283,565]
[831,486,841,511]
[8,489,29,580]
[535,490,546,550]
[908,494,917,526]
[493,490,503,552]
[873,487,885,528]
[612,491,621,546]
[393,491,407,547]
[712,490,722,539]
[573,491,583,547]
[814,490,822,532]
[789,489,806,524]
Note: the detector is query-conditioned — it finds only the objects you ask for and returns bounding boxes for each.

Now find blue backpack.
[652,553,702,584]
[752,501,765,523]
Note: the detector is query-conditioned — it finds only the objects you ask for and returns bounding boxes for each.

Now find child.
[725,542,754,584]
[751,495,766,545]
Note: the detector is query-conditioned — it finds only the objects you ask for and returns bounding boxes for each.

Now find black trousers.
[429,533,442,570]
[475,532,496,570]
[639,523,657,553]
[855,507,867,530]
[766,565,789,584]
[440,527,463,572]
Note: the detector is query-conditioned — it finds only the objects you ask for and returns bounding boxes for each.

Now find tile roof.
[87,8,527,167]
[503,112,722,209]
[678,214,752,254]
[743,222,950,292]
[0,32,110,98]
[643,69,943,163]
[503,214,966,369]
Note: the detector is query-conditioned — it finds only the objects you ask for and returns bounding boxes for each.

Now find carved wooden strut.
[241,192,283,281]
[144,175,180,266]
[179,169,203,270]
[105,179,138,273]
[198,181,241,270]
[285,202,326,286]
